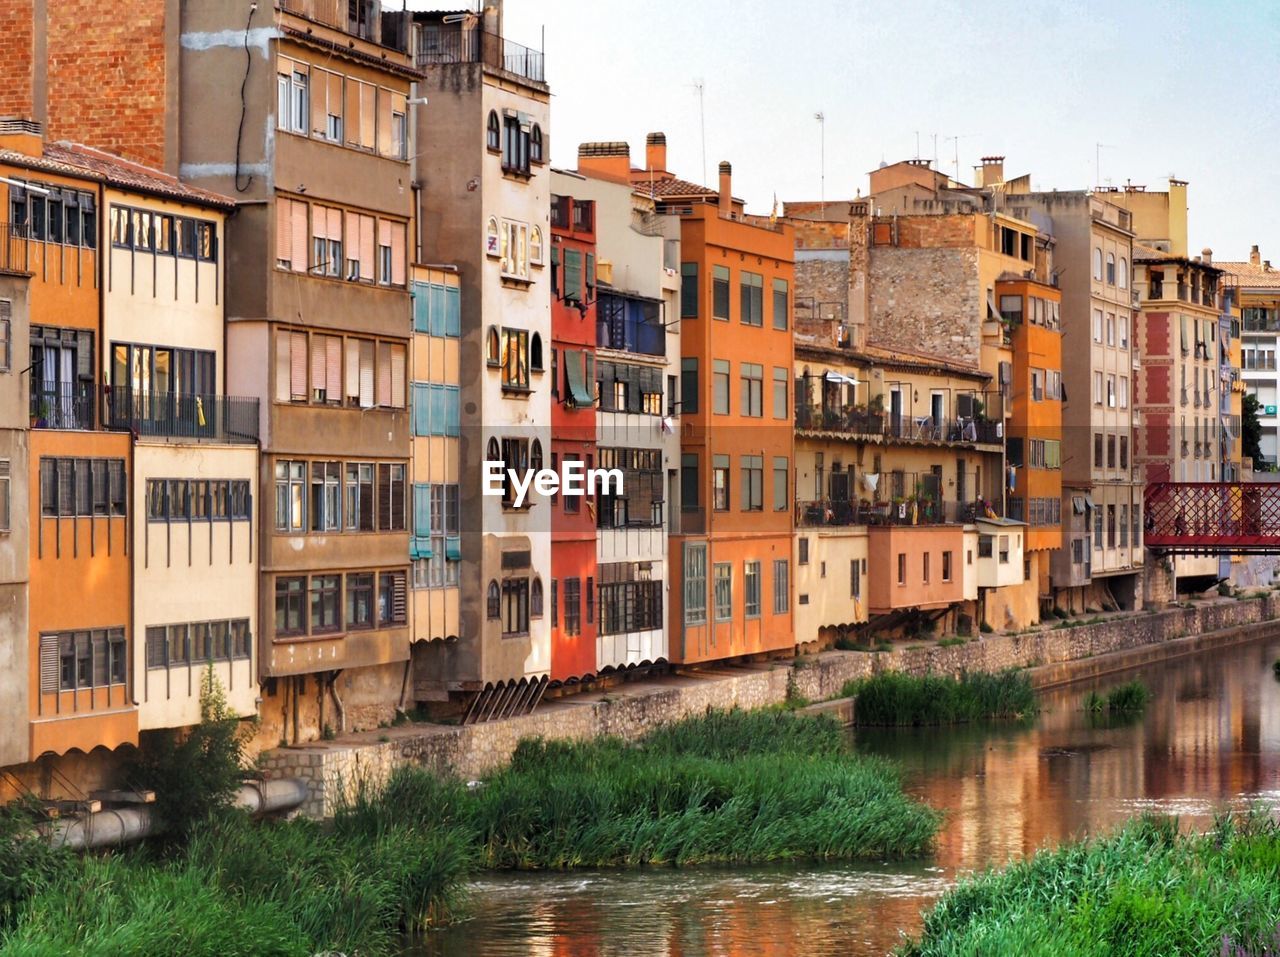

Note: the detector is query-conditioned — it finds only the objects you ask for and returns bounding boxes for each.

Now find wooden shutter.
[359,214,375,281]
[310,333,326,400]
[359,82,376,149]
[391,222,406,286]
[39,636,58,693]
[0,300,10,371]
[391,571,407,623]
[392,469,406,530]
[312,204,328,242]
[325,335,342,401]
[377,218,392,282]
[275,329,291,402]
[327,207,342,248]
[377,463,391,530]
[276,199,293,265]
[345,210,359,275]
[359,340,375,408]
[376,341,392,407]
[327,72,343,132]
[344,77,362,146]
[389,343,405,408]
[310,68,327,136]
[290,200,308,272]
[345,337,360,403]
[376,87,393,156]
[289,331,307,400]
[76,330,93,379]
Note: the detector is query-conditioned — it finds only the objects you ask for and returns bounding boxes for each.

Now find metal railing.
[2,222,32,273]
[30,383,95,430]
[798,498,979,528]
[103,387,259,444]
[795,404,1002,445]
[416,24,545,83]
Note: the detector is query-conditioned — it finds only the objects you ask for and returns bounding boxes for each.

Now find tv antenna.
[690,78,707,187]
[815,112,826,216]
[1095,142,1116,189]
[945,133,976,183]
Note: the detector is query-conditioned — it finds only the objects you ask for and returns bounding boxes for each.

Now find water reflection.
[413,636,1280,957]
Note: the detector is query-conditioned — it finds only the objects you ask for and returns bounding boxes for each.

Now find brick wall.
[260,592,1280,818]
[0,0,35,120]
[44,1,168,168]
[868,245,981,366]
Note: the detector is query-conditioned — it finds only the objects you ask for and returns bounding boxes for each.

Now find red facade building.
[549,191,598,682]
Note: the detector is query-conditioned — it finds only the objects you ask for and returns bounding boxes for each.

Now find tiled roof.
[860,343,988,379]
[634,175,719,199]
[1216,260,1280,288]
[0,142,235,209]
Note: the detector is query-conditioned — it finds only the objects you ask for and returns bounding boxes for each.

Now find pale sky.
[419,0,1280,261]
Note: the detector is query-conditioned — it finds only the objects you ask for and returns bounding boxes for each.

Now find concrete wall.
[259,592,1280,818]
[0,276,30,766]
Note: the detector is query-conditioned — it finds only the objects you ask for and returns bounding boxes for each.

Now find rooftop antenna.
[815,111,826,217]
[690,78,707,187]
[945,133,975,183]
[914,130,921,161]
[1095,142,1116,189]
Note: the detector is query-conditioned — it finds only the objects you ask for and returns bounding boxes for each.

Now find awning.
[410,537,432,560]
[565,350,595,406]
[1072,495,1086,515]
[445,536,462,561]
[1083,495,1096,511]
[824,371,860,385]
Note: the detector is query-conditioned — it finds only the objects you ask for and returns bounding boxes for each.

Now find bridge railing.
[1145,481,1280,553]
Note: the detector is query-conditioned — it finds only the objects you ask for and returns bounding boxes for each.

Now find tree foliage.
[1243,392,1265,469]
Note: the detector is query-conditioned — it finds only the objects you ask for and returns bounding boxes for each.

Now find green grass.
[899,810,1280,957]
[1084,680,1150,714]
[844,670,1038,726]
[937,637,968,648]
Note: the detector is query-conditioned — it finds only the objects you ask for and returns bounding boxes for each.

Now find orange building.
[578,137,795,663]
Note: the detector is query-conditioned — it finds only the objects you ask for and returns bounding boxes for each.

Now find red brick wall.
[44,1,168,168]
[0,0,35,120]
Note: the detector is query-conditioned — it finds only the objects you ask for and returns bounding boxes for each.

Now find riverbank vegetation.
[845,670,1038,726]
[900,810,1280,957]
[0,709,937,956]
[1084,680,1151,714]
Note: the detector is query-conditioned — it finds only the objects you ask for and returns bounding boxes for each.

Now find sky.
[414,0,1280,261]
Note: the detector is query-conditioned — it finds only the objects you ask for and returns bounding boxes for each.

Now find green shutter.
[564,249,582,302]
[412,281,430,332]
[444,285,461,337]
[411,484,432,558]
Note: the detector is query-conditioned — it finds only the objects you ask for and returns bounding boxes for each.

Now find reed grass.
[845,670,1038,726]
[1084,680,1150,714]
[900,810,1280,957]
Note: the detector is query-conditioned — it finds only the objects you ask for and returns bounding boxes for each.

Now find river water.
[414,634,1280,957]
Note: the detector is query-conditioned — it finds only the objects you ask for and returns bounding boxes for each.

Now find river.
[413,634,1280,956]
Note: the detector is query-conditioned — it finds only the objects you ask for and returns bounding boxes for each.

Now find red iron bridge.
[1145,483,1280,554]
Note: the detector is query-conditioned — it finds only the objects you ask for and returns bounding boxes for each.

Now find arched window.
[530,332,544,371]
[530,125,544,164]
[1118,257,1129,289]
[1106,252,1116,285]
[486,581,500,618]
[485,217,500,257]
[531,438,544,473]
[1093,247,1103,281]
[486,111,500,152]
[486,327,500,366]
[487,437,500,463]
[529,226,544,266]
[530,577,544,617]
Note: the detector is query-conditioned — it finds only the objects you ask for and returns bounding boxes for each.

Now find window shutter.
[76,330,93,379]
[392,470,405,530]
[413,484,432,548]
[311,204,328,242]
[391,223,406,285]
[325,335,342,401]
[412,383,429,435]
[428,384,444,435]
[389,343,405,408]
[376,341,393,407]
[327,207,342,247]
[310,333,325,399]
[445,386,459,437]
[392,571,407,622]
[360,214,375,281]
[290,331,307,400]
[345,338,360,402]
[40,636,59,694]
[377,464,391,530]
[359,340,375,408]
[0,301,11,372]
[310,68,327,135]
[276,199,293,265]
[445,285,461,337]
[290,200,308,272]
[344,210,358,273]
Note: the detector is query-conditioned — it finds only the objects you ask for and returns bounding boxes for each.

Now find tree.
[1243,392,1265,469]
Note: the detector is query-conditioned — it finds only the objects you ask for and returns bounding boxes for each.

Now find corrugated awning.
[565,350,595,407]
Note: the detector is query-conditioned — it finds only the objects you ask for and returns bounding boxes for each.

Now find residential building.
[578,138,796,662]
[1217,246,1280,466]
[547,183,598,685]
[411,4,552,717]
[562,154,680,675]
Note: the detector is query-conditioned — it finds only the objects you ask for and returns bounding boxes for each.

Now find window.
[681,358,698,414]
[41,629,126,692]
[713,563,733,620]
[999,294,1023,325]
[275,577,307,636]
[922,552,930,583]
[978,535,993,558]
[1107,434,1116,469]
[1119,257,1129,289]
[377,463,406,532]
[1094,432,1103,469]
[1119,504,1130,547]
[712,454,730,511]
[486,581,500,618]
[597,563,663,636]
[529,227,544,266]
[345,463,374,530]
[275,460,306,531]
[530,124,544,164]
[500,219,531,280]
[309,461,341,531]
[378,570,408,626]
[498,438,530,508]
[1106,252,1116,285]
[561,577,581,636]
[1031,368,1044,401]
[740,363,763,417]
[0,300,10,373]
[740,455,763,511]
[1106,313,1115,346]
[278,60,309,134]
[346,573,374,629]
[312,205,342,277]
[712,265,730,320]
[1093,247,1103,281]
[998,535,1010,563]
[486,111,500,151]
[1106,505,1116,548]
[1093,371,1103,405]
[773,456,789,511]
[501,115,532,174]
[685,544,707,624]
[942,550,953,582]
[773,559,789,614]
[798,537,809,565]
[1119,376,1129,409]
[739,271,763,326]
[0,460,8,532]
[377,218,407,286]
[38,458,125,518]
[772,367,788,419]
[680,263,699,318]
[680,452,700,512]
[713,359,730,414]
[501,328,530,390]
[309,575,341,633]
[772,278,789,330]
[1120,435,1129,470]
[744,561,761,618]
[897,553,906,585]
[499,577,530,636]
[1107,374,1116,408]
[1093,308,1103,343]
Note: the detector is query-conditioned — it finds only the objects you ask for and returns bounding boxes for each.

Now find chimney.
[644,131,667,173]
[718,160,732,217]
[978,155,1005,187]
[482,1,503,38]
[1250,244,1261,266]
[0,118,45,158]
[577,141,631,184]
[1267,261,1273,272]
[1201,247,1212,266]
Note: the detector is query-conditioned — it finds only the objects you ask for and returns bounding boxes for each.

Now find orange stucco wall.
[867,524,966,614]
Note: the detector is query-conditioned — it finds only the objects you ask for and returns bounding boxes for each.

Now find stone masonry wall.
[868,245,981,368]
[259,595,1280,818]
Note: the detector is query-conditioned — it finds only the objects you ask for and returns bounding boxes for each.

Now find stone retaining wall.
[259,594,1280,819]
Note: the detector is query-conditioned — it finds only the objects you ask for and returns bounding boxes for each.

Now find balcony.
[795,404,1002,446]
[798,498,978,529]
[278,0,409,51]
[416,23,545,84]
[103,388,259,444]
[1,223,32,274]
[31,383,95,430]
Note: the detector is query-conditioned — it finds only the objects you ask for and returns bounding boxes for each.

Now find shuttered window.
[0,298,10,371]
[378,570,408,625]
[276,198,309,272]
[359,340,375,408]
[289,330,307,400]
[389,343,405,408]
